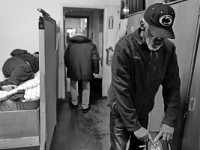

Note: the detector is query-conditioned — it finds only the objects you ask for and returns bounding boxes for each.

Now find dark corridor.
[50,93,110,150]
[78,78,102,101]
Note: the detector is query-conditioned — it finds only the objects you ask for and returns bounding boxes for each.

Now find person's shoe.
[69,100,78,109]
[82,105,91,113]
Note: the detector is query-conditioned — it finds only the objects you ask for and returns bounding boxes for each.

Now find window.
[128,0,145,15]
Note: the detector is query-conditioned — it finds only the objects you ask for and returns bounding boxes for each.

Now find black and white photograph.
[0,0,198,150]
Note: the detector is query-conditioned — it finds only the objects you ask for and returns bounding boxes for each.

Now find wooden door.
[181,15,200,150]
[39,9,57,150]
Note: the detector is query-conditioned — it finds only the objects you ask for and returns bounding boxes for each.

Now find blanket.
[0,71,40,102]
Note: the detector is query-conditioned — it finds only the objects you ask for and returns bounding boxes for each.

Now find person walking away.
[64,28,100,113]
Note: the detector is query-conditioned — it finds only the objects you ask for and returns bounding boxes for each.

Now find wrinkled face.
[143,21,165,51]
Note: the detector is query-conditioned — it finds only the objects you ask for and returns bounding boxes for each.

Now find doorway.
[64,17,89,50]
[63,7,104,102]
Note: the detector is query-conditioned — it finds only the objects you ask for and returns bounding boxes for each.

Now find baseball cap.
[144,3,175,39]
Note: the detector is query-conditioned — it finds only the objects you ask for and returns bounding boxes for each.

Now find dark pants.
[109,103,148,150]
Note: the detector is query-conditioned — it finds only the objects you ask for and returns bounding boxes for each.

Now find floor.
[50,94,110,150]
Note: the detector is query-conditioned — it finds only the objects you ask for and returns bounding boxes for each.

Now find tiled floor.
[50,96,110,150]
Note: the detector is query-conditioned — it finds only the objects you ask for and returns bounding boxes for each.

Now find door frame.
[59,3,108,98]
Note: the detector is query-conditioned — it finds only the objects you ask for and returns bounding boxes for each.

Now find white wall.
[0,0,40,71]
[0,0,120,98]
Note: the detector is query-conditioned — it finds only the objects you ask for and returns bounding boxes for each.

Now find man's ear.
[140,20,145,30]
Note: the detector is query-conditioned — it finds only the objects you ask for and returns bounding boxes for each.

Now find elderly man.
[64,28,100,113]
[108,3,180,150]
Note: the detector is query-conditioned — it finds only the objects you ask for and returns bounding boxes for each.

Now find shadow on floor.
[50,96,110,150]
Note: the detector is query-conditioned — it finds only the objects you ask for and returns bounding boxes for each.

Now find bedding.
[0,71,40,111]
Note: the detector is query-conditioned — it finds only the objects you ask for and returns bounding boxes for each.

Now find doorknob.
[189,97,196,112]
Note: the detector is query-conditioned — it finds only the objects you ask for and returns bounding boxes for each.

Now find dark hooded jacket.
[64,35,99,81]
[9,49,39,73]
[108,29,181,132]
[2,49,39,85]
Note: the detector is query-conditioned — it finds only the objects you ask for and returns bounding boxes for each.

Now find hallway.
[50,96,110,150]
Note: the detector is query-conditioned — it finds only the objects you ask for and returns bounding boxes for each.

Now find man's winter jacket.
[10,49,39,73]
[2,49,39,85]
[64,35,99,81]
[108,29,181,132]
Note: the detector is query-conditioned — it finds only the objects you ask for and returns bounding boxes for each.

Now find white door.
[181,15,200,150]
[39,9,57,150]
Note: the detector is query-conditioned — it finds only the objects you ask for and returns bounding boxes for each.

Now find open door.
[180,14,200,150]
[38,9,57,150]
[63,8,104,100]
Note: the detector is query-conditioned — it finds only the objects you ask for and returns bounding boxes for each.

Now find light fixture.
[120,0,129,19]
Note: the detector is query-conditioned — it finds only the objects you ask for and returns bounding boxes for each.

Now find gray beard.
[147,44,162,51]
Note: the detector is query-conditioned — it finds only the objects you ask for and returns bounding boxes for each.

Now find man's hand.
[134,127,154,143]
[154,124,174,142]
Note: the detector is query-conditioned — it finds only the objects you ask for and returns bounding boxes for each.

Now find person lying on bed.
[0,49,39,91]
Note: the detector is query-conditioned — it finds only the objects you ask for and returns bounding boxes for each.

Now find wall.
[0,0,120,98]
[64,10,93,38]
[102,5,121,96]
[0,0,40,74]
[127,12,143,34]
[65,18,82,29]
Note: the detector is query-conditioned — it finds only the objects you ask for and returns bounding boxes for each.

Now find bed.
[0,71,40,111]
[0,9,58,150]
